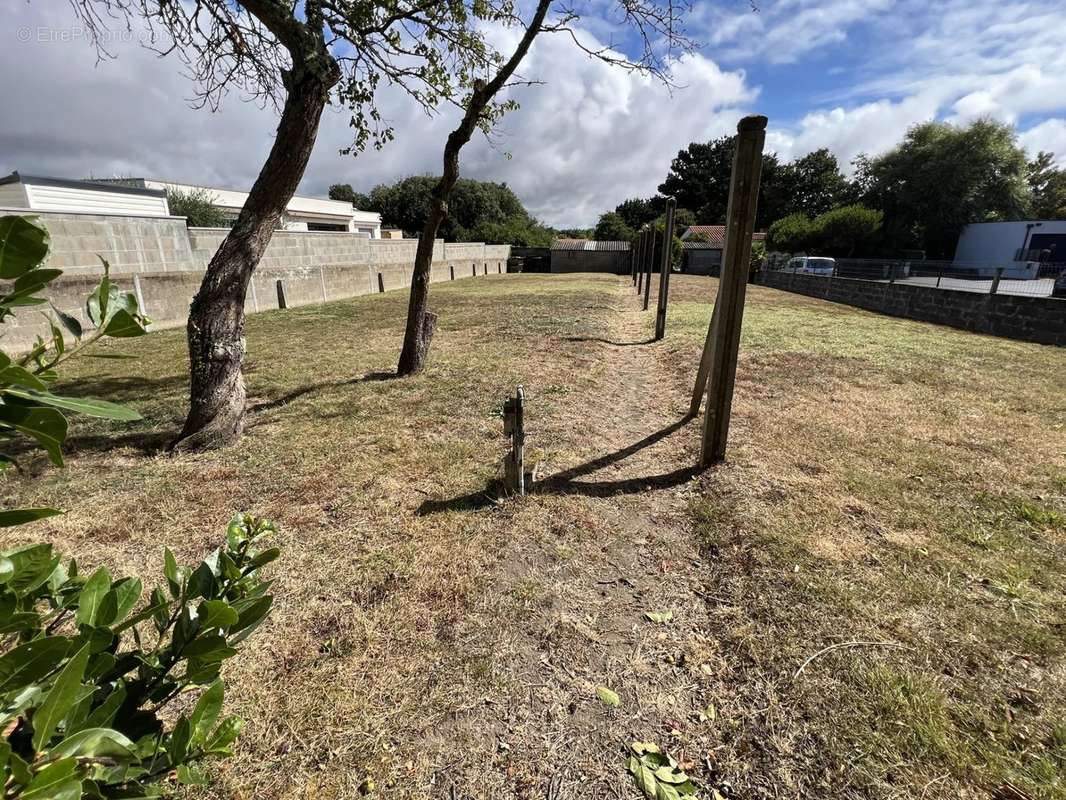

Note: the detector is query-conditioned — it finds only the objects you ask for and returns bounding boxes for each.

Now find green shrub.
[165,189,229,229]
[0,514,277,797]
[766,212,815,253]
[814,204,882,256]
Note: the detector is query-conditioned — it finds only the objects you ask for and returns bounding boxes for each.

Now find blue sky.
[2,0,1065,226]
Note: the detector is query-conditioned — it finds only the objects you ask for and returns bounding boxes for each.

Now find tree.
[396,1,694,376]
[69,0,512,450]
[775,149,851,218]
[614,196,666,229]
[766,212,815,253]
[166,188,230,228]
[594,211,636,242]
[327,183,371,211]
[860,119,1031,257]
[813,204,882,256]
[1028,152,1066,220]
[659,137,784,229]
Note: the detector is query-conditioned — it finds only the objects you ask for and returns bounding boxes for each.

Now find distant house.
[0,171,382,237]
[550,239,630,274]
[679,225,766,274]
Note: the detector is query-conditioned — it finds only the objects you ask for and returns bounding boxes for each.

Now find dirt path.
[427,277,723,798]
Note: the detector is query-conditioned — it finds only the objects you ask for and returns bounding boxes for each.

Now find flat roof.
[0,172,166,198]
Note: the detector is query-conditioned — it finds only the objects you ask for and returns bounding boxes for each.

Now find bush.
[766,212,816,253]
[0,514,277,796]
[813,204,882,256]
[165,189,229,228]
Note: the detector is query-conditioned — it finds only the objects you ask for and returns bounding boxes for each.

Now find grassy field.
[2,273,1064,799]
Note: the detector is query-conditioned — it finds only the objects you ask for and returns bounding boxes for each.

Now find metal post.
[276,279,287,309]
[696,115,767,466]
[990,267,1003,295]
[654,197,677,340]
[643,228,656,311]
[936,265,943,288]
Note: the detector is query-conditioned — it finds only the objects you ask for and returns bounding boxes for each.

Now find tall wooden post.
[630,237,638,284]
[654,197,677,340]
[636,230,646,294]
[643,228,656,311]
[696,115,767,466]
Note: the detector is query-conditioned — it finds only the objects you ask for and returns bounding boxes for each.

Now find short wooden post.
[642,228,656,311]
[654,197,677,340]
[276,279,287,309]
[498,262,502,274]
[450,265,455,281]
[472,263,477,277]
[694,115,767,466]
[503,386,525,495]
[377,272,385,293]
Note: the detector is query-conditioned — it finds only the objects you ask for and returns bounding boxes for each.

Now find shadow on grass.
[561,336,656,347]
[56,374,188,402]
[249,371,398,415]
[416,414,698,515]
[63,428,175,456]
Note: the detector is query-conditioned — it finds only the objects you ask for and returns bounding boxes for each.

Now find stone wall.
[0,209,511,349]
[756,270,1066,346]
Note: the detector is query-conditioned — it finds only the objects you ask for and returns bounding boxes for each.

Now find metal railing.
[764,254,1066,299]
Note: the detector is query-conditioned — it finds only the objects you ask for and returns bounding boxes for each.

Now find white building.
[954,220,1066,267]
[0,172,382,237]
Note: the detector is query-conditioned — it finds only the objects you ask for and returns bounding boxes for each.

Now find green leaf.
[189,681,223,744]
[0,364,48,390]
[0,404,67,466]
[181,635,236,662]
[204,715,243,754]
[32,645,89,751]
[50,304,82,341]
[596,686,621,707]
[101,308,147,338]
[82,687,125,730]
[163,548,180,599]
[627,742,697,800]
[21,757,79,800]
[50,727,135,761]
[0,637,70,693]
[197,600,238,632]
[0,216,50,279]
[111,577,142,623]
[86,262,111,326]
[0,508,61,528]
[642,610,674,624]
[250,547,280,568]
[187,562,215,600]
[168,715,191,765]
[229,595,272,644]
[175,764,209,785]
[2,388,141,421]
[75,567,112,627]
[4,543,60,597]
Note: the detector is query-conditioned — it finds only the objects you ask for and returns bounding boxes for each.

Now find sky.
[3,0,1066,227]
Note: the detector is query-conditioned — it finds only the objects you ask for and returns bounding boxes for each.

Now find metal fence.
[763,253,1066,299]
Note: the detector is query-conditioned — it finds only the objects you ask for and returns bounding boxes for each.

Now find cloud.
[0,0,755,227]
[1019,119,1066,162]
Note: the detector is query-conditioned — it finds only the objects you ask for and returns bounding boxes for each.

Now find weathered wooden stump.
[503,386,525,495]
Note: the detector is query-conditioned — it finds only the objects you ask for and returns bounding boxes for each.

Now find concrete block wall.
[0,209,511,350]
[757,270,1066,346]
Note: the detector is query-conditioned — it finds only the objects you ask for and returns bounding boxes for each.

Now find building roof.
[551,239,630,251]
[681,241,722,250]
[680,225,766,247]
[0,172,166,198]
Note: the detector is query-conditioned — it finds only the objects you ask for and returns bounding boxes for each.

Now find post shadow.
[416,413,698,515]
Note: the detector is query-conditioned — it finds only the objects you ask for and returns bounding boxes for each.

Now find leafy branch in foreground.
[0,214,149,527]
[0,513,278,797]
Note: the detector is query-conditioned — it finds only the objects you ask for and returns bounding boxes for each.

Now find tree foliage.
[858,119,1031,257]
[326,184,371,212]
[1028,152,1066,220]
[766,204,882,256]
[165,189,230,229]
[594,212,636,242]
[766,212,816,254]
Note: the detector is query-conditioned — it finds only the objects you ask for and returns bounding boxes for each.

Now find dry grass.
[1,273,1064,799]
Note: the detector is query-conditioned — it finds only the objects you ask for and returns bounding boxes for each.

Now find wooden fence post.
[636,230,646,294]
[276,279,287,309]
[643,227,656,311]
[694,115,767,466]
[377,272,385,293]
[654,197,677,340]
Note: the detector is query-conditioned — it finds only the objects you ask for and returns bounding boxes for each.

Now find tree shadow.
[561,336,656,347]
[249,371,398,415]
[416,413,698,515]
[55,374,188,402]
[63,428,175,456]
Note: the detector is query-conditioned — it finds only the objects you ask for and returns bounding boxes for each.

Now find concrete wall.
[756,270,1066,346]
[1,209,511,350]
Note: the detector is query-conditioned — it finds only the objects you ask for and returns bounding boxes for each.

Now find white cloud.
[1019,119,1066,162]
[0,0,756,227]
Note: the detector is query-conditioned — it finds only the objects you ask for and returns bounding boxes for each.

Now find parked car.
[784,256,836,275]
[1053,269,1066,298]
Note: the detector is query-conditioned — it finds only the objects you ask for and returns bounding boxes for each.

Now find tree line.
[594,119,1066,259]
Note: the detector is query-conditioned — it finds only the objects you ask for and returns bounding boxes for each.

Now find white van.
[785,256,836,275]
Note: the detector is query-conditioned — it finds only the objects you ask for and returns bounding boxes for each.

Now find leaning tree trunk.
[396,0,552,377]
[172,64,338,451]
